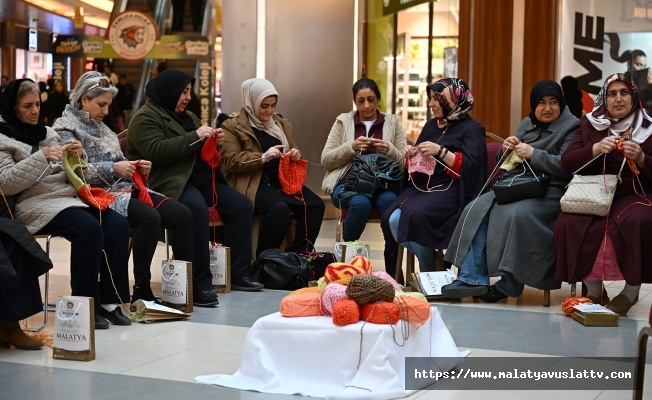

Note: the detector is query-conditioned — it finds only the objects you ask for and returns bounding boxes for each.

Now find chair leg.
[395,245,405,285]
[28,235,52,332]
[335,213,343,243]
[164,229,170,260]
[543,290,550,307]
[570,282,576,297]
[634,327,651,400]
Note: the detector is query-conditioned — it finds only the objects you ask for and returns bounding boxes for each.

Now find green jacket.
[126,99,223,201]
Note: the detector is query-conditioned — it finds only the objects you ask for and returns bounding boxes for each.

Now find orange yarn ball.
[393,296,431,326]
[280,292,321,318]
[561,296,593,317]
[332,299,360,326]
[360,302,400,324]
[324,262,368,285]
[349,256,372,274]
[288,287,319,296]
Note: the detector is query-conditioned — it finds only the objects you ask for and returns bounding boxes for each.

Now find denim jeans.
[331,184,397,242]
[456,214,524,297]
[388,209,436,271]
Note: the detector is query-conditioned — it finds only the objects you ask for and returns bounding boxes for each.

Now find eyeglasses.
[86,78,113,92]
[606,89,631,99]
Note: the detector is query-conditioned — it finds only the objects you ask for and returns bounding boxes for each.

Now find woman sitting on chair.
[441,80,579,302]
[381,78,487,273]
[221,78,325,255]
[554,73,652,315]
[0,79,131,329]
[53,71,194,305]
[322,78,406,275]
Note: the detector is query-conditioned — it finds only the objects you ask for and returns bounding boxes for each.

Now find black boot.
[383,250,399,281]
[131,285,162,305]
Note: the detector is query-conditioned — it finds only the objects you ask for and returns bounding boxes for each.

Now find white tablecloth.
[196,307,465,399]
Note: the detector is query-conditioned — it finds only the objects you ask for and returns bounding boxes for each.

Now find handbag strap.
[573,153,626,181]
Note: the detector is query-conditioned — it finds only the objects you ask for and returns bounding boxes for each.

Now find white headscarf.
[586,73,652,144]
[241,78,289,151]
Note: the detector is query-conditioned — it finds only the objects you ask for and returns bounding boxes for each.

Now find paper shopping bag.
[209,242,231,293]
[130,300,191,323]
[334,241,371,263]
[161,260,193,313]
[53,296,95,361]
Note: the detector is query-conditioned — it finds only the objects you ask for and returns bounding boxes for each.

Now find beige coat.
[0,125,87,233]
[220,109,296,207]
[320,111,407,194]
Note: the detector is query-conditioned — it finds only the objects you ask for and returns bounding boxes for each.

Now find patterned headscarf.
[586,73,652,144]
[240,78,289,151]
[429,78,474,130]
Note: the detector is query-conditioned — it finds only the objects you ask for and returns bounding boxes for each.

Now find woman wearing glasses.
[0,78,131,329]
[554,73,652,315]
[54,71,195,308]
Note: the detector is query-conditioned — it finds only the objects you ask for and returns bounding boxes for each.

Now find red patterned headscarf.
[429,78,474,130]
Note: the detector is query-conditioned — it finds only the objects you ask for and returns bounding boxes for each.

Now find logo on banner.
[107,10,158,60]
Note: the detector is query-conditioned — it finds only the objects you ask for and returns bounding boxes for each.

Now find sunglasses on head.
[86,78,113,92]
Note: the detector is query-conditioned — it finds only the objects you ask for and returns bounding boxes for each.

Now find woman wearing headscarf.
[381,78,487,271]
[554,73,652,315]
[53,71,194,305]
[126,69,263,295]
[442,80,579,301]
[0,79,131,329]
[321,78,406,276]
[221,78,324,255]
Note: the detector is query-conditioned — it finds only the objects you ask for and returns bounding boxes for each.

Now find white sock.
[583,280,604,299]
[101,304,118,312]
[620,284,640,302]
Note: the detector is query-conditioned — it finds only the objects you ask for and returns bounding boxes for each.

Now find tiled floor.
[1,219,651,400]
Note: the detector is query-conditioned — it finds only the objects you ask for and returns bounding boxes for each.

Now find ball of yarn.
[372,271,402,291]
[346,274,395,305]
[396,291,428,301]
[320,283,349,316]
[394,296,431,326]
[280,292,321,318]
[360,302,400,324]
[561,296,592,317]
[289,287,319,296]
[324,262,368,285]
[350,256,373,274]
[317,276,327,293]
[332,299,360,326]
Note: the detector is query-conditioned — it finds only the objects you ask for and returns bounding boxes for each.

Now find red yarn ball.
[561,296,592,317]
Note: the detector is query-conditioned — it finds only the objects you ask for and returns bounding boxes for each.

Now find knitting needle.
[521,159,540,182]
[239,156,272,165]
[34,163,54,184]
[431,156,460,177]
[188,137,205,147]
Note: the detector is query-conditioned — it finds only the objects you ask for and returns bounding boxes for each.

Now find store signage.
[383,0,431,16]
[107,10,158,60]
[28,29,37,51]
[197,60,213,125]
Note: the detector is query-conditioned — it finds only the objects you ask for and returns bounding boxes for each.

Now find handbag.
[559,157,625,217]
[492,165,550,205]
[253,248,313,290]
[338,154,402,199]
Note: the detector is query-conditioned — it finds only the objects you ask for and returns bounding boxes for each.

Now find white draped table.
[196,307,465,400]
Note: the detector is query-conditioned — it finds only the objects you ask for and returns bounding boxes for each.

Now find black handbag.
[252,249,313,290]
[338,154,402,199]
[492,172,550,205]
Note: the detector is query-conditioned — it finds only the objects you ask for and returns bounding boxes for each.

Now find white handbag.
[560,157,625,217]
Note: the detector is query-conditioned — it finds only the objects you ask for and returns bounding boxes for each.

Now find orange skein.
[279,156,308,196]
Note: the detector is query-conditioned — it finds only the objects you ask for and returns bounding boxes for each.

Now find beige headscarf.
[241,78,289,152]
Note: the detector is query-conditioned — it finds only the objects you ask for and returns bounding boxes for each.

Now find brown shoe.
[605,294,638,316]
[0,320,43,350]
[586,290,610,306]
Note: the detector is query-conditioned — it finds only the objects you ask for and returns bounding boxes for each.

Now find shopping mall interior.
[1,0,652,399]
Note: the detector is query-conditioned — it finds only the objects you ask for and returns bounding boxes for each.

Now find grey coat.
[444,107,579,290]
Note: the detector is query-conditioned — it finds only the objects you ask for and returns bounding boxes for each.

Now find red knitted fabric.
[132,166,153,207]
[278,156,308,196]
[200,135,221,167]
[200,135,221,208]
[78,185,115,210]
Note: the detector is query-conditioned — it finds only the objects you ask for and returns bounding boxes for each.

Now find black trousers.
[0,239,42,321]
[179,183,254,285]
[37,207,131,310]
[126,194,193,288]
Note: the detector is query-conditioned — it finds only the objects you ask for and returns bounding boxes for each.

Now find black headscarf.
[529,80,567,129]
[0,79,47,145]
[145,69,197,131]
